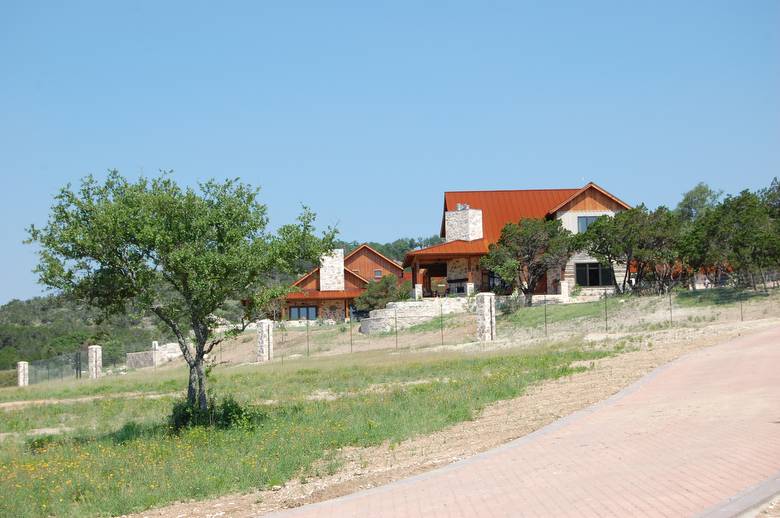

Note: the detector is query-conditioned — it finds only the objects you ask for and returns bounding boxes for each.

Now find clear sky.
[1,1,778,303]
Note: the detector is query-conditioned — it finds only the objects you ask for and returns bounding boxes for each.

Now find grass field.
[1,287,778,517]
[0,342,614,518]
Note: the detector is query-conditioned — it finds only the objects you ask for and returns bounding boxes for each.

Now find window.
[575,263,614,287]
[577,216,600,234]
[289,306,317,320]
[374,269,382,279]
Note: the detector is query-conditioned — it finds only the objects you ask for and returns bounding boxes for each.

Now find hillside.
[0,295,174,370]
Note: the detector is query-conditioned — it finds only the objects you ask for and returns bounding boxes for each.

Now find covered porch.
[403,240,490,298]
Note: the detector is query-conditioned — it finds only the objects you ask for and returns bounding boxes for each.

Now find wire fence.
[261,282,780,361]
[27,350,88,385]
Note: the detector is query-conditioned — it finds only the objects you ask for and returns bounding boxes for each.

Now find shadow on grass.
[676,287,769,307]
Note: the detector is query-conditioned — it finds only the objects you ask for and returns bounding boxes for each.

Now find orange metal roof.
[440,188,579,243]
[402,239,488,267]
[286,289,365,301]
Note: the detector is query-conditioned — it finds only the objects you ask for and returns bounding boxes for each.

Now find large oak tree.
[28,171,335,410]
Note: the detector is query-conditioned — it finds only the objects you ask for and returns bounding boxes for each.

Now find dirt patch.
[0,391,176,411]
[126,316,780,518]
[753,494,780,517]
[0,426,74,442]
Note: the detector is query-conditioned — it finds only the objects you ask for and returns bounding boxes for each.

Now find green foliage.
[0,295,171,370]
[0,344,611,517]
[353,276,412,312]
[27,171,335,408]
[675,182,722,223]
[335,235,443,262]
[481,218,575,306]
[169,395,263,432]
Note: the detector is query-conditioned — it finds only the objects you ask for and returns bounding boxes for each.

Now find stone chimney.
[319,249,345,291]
[444,204,483,242]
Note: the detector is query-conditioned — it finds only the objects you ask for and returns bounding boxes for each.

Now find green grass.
[675,287,772,307]
[0,343,612,517]
[499,297,622,328]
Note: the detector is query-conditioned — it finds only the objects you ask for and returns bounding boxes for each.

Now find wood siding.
[345,247,403,281]
[557,188,626,213]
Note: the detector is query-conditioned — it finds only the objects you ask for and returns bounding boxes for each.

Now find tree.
[481,218,575,306]
[579,206,651,294]
[27,171,335,411]
[676,182,722,223]
[353,276,412,312]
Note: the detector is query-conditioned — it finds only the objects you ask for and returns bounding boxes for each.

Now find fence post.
[604,288,608,332]
[349,320,353,353]
[257,319,274,362]
[544,294,548,337]
[306,319,310,357]
[17,361,28,387]
[739,291,744,321]
[88,345,102,379]
[668,289,673,326]
[476,292,496,342]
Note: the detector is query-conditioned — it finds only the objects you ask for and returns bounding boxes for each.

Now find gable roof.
[439,182,629,244]
[440,188,579,243]
[291,244,400,289]
[344,243,404,271]
[545,182,631,215]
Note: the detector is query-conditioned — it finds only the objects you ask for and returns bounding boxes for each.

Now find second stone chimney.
[444,205,483,242]
[319,249,345,291]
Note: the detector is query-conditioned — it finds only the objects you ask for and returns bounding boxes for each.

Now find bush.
[354,276,412,312]
[169,395,262,432]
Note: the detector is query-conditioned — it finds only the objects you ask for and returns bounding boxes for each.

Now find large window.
[575,263,614,287]
[577,216,600,234]
[289,306,317,320]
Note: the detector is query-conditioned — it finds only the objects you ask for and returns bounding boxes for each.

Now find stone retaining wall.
[359,297,474,334]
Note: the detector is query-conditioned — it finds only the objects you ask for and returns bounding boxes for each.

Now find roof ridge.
[444,187,579,194]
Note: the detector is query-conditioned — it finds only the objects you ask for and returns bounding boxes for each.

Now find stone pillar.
[88,345,102,379]
[413,284,423,300]
[561,279,570,302]
[257,319,274,362]
[17,361,28,387]
[475,293,496,342]
[466,283,475,297]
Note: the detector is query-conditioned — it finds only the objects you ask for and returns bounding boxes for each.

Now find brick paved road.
[267,327,780,518]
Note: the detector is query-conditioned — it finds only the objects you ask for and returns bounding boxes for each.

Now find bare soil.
[126,314,780,518]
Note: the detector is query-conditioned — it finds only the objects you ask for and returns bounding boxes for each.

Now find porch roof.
[402,239,488,267]
[286,289,365,301]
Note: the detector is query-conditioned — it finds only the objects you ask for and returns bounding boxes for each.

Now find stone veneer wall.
[444,208,483,242]
[359,297,474,334]
[319,249,345,291]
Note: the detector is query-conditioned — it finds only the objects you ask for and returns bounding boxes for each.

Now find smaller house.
[284,244,405,321]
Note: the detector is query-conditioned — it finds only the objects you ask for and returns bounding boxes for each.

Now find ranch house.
[284,244,405,321]
[403,182,631,298]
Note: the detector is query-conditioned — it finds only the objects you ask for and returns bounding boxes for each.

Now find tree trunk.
[186,355,209,412]
[523,289,534,307]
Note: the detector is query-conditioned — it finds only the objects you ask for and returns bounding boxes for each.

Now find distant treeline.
[335,235,444,262]
[0,296,175,370]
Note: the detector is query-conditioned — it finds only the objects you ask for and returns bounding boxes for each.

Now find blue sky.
[1,1,778,303]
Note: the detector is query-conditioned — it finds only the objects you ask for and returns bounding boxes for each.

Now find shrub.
[169,395,260,432]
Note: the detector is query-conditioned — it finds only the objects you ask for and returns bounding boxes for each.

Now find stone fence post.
[17,361,28,387]
[88,345,102,379]
[413,284,423,300]
[257,319,274,362]
[476,292,496,342]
